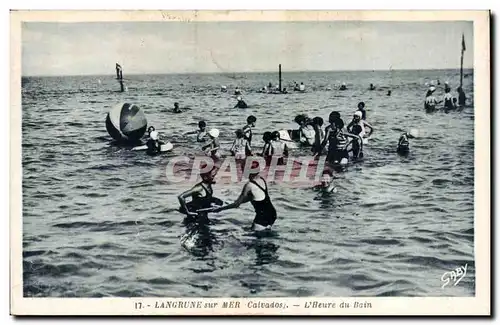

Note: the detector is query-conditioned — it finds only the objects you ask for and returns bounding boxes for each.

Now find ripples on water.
[22,70,475,297]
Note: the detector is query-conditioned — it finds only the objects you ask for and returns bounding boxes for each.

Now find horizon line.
[21,67,474,78]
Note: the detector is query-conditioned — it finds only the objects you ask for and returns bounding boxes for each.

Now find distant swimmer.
[356,101,367,120]
[173,102,190,113]
[397,129,417,154]
[202,129,221,159]
[230,129,252,160]
[299,82,306,92]
[270,131,289,165]
[347,111,374,140]
[242,115,257,146]
[457,87,466,107]
[444,81,451,92]
[369,83,376,91]
[178,164,223,219]
[339,82,347,91]
[424,87,439,112]
[311,116,325,156]
[294,82,300,91]
[234,87,242,95]
[443,87,455,113]
[184,120,208,143]
[202,161,277,232]
[173,102,182,113]
[387,90,392,96]
[221,85,227,93]
[234,96,248,109]
[294,114,315,146]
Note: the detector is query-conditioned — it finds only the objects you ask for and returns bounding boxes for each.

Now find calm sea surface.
[22,69,475,297]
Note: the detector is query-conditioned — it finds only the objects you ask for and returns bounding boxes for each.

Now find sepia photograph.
[10,10,490,315]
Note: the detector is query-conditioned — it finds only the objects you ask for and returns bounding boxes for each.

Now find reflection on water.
[181,216,218,258]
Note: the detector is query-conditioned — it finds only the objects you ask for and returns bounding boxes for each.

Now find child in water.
[230,129,252,160]
[184,120,208,143]
[311,116,325,156]
[145,131,164,156]
[202,129,221,159]
[294,114,315,146]
[347,124,364,160]
[270,131,288,165]
[260,131,273,163]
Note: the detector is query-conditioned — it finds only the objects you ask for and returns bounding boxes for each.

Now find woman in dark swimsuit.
[178,165,223,221]
[204,161,277,231]
[177,165,223,256]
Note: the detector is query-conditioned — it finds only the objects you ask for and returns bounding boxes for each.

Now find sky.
[21,21,474,76]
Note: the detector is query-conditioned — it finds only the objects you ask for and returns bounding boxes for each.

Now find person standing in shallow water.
[203,161,277,232]
[184,120,208,143]
[202,129,221,159]
[230,129,252,160]
[260,132,273,163]
[178,165,223,220]
[356,102,367,120]
[457,87,467,107]
[397,129,417,154]
[242,115,257,146]
[311,117,325,156]
[234,96,248,109]
[442,88,455,113]
[270,131,288,165]
[317,111,361,166]
[424,87,438,112]
[177,165,223,256]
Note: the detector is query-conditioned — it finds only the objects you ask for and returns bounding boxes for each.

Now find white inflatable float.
[131,142,174,152]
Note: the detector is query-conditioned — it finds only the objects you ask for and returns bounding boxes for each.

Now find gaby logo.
[164,155,333,186]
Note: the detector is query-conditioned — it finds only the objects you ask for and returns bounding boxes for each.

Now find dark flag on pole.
[462,33,466,52]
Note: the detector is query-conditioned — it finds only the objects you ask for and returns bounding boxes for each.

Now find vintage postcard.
[10,10,490,316]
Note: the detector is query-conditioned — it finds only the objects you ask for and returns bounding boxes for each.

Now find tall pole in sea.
[460,33,466,88]
[116,63,124,92]
[279,64,282,92]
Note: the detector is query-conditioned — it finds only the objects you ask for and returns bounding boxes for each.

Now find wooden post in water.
[116,63,124,92]
[278,64,282,93]
[460,33,465,88]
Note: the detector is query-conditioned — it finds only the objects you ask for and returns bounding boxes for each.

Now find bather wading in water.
[201,161,277,232]
[177,164,223,255]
